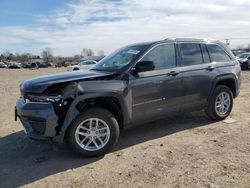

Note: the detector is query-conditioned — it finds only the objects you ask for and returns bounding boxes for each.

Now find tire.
[73,68,79,71]
[241,62,248,70]
[67,108,119,157]
[206,85,233,121]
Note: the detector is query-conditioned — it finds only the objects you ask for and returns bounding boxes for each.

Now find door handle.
[167,71,179,76]
[206,65,215,71]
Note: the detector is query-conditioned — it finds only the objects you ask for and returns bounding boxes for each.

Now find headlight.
[27,94,62,103]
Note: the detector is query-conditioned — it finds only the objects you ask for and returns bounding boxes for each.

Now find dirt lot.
[0,68,249,188]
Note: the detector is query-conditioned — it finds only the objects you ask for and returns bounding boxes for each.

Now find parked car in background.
[67,60,97,71]
[80,56,104,62]
[15,38,241,157]
[232,50,246,57]
[22,61,49,69]
[7,62,21,69]
[0,62,7,68]
[237,53,250,70]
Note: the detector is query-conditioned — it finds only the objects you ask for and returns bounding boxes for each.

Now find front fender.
[53,82,132,142]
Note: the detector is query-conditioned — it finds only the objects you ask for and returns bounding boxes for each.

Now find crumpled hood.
[20,69,115,94]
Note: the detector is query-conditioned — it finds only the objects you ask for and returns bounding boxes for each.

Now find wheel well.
[73,67,79,71]
[216,79,236,97]
[76,97,123,128]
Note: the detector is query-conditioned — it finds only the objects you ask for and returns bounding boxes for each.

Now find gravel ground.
[0,68,249,188]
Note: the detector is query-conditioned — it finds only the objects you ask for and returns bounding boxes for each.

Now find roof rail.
[164,38,207,42]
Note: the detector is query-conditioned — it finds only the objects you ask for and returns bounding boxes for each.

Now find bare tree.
[3,50,11,60]
[81,48,88,57]
[18,53,31,63]
[236,45,245,50]
[41,48,53,64]
[97,50,105,57]
[81,48,95,57]
[73,55,81,61]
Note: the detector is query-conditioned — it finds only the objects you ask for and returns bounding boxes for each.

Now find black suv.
[15,38,241,157]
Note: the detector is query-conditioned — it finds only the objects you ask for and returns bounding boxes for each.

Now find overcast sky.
[0,0,250,56]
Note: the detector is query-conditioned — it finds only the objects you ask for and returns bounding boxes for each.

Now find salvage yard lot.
[0,68,249,188]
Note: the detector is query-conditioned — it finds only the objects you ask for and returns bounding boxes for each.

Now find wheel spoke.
[80,136,89,144]
[216,104,222,108]
[98,132,109,137]
[97,136,104,146]
[92,138,99,149]
[95,119,99,129]
[89,119,93,129]
[76,131,89,137]
[98,127,108,131]
[85,138,92,147]
[79,125,89,131]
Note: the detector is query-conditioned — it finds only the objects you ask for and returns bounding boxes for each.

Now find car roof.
[240,52,250,55]
[129,38,222,47]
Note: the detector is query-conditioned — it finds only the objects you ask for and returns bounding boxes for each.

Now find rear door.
[178,42,215,111]
[130,43,183,122]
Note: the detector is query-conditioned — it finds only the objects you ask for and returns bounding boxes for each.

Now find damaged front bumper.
[15,98,58,141]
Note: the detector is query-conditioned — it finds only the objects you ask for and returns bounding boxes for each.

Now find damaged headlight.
[27,94,62,103]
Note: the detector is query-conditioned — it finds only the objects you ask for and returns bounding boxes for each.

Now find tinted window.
[141,44,176,70]
[206,44,231,62]
[179,43,203,66]
[201,44,211,64]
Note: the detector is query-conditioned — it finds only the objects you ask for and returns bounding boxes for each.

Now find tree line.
[232,43,250,52]
[0,48,105,64]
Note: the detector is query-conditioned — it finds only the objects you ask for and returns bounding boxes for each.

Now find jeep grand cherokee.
[15,38,241,157]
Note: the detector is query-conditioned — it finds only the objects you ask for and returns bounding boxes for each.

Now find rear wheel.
[206,85,233,121]
[67,108,119,157]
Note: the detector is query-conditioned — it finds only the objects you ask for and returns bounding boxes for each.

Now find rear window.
[179,43,203,66]
[206,44,231,62]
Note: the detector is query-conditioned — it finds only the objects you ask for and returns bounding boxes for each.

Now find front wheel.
[67,108,119,157]
[206,85,233,121]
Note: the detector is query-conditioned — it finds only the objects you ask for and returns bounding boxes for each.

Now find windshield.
[92,44,148,72]
[239,53,250,58]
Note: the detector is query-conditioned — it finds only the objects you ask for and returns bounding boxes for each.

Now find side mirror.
[132,61,155,73]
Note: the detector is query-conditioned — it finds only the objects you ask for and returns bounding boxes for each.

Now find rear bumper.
[15,99,58,141]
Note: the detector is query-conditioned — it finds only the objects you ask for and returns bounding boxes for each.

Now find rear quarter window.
[206,44,231,62]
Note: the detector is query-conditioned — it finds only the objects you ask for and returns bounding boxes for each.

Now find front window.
[92,45,148,72]
[141,44,176,70]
